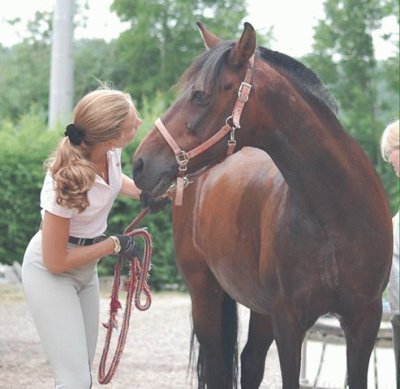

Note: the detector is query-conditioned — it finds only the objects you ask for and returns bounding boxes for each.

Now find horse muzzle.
[132,155,177,197]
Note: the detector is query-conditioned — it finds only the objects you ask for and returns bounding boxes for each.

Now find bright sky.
[0,0,397,59]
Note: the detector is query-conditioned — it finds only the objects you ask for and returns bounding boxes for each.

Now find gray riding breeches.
[22,231,99,389]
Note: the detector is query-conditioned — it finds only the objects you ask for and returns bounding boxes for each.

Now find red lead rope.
[98,207,153,384]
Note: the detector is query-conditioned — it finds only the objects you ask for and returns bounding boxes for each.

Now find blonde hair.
[45,88,135,212]
[380,119,399,161]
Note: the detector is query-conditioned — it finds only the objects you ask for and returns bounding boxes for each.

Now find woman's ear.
[104,140,115,151]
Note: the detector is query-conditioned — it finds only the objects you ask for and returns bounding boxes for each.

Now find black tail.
[189,293,239,388]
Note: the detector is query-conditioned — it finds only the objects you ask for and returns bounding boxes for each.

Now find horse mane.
[258,46,339,116]
[178,41,339,117]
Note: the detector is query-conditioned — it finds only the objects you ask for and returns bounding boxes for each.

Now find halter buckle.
[176,152,189,172]
[238,82,252,102]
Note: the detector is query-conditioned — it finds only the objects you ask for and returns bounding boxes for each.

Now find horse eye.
[192,91,209,104]
[223,83,233,91]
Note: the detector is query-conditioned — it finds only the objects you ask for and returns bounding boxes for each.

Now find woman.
[381,119,399,384]
[22,88,167,388]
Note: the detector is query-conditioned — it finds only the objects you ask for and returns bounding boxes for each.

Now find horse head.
[132,22,260,197]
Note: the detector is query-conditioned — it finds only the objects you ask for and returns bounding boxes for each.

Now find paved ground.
[0,283,396,388]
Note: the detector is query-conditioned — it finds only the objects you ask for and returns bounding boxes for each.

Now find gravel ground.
[0,283,282,389]
[1,283,394,389]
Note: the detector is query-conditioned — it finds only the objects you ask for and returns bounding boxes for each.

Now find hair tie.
[64,124,85,146]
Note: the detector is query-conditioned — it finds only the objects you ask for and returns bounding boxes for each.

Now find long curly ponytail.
[44,88,134,212]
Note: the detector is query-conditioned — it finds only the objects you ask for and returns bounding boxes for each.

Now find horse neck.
[256,88,382,226]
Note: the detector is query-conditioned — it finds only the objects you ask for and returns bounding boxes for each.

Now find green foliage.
[0,114,58,265]
[302,0,399,212]
[110,0,248,102]
[0,42,50,121]
[0,23,117,121]
[74,39,119,99]
[0,11,52,120]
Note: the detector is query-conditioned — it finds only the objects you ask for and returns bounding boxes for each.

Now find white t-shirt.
[389,211,399,314]
[40,148,122,238]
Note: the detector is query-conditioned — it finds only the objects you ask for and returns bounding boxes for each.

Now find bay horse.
[132,22,392,388]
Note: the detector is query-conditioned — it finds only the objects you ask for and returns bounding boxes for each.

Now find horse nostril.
[132,158,144,181]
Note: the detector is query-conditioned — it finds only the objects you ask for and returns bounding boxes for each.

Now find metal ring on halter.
[226,115,241,130]
[167,176,194,193]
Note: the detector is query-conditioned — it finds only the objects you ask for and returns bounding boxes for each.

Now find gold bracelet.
[109,236,121,255]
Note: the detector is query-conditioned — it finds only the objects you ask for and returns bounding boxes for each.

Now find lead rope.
[98,207,153,384]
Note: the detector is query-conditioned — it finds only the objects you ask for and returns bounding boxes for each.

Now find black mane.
[179,41,338,116]
[258,46,339,115]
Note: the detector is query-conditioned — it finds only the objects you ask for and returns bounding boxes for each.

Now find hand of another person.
[140,192,171,213]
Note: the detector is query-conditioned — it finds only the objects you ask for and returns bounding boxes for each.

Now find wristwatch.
[109,236,121,255]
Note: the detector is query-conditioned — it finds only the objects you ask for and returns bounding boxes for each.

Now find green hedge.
[0,105,182,291]
[0,112,58,266]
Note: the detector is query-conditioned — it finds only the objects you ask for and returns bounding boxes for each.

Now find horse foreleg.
[241,311,274,389]
[340,299,382,389]
[189,270,238,389]
[272,303,305,389]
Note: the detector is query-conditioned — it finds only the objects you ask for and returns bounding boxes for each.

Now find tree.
[0,11,52,120]
[74,39,118,98]
[303,0,398,163]
[110,0,248,102]
[302,0,399,210]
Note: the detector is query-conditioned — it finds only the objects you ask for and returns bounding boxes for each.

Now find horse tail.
[189,293,239,389]
[222,293,239,388]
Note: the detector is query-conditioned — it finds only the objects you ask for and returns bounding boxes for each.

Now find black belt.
[39,223,106,246]
[68,235,106,246]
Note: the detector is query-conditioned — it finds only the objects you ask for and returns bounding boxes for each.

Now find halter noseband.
[155,54,254,205]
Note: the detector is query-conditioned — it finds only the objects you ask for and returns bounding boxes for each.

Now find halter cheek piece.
[155,55,254,206]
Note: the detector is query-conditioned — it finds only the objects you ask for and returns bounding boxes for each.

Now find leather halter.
[155,54,254,205]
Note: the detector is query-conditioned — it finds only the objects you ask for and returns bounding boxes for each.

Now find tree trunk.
[48,0,74,128]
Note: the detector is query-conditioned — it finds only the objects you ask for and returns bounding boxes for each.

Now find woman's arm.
[120,173,141,199]
[41,211,116,273]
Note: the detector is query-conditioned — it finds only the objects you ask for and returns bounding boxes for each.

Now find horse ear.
[196,21,221,49]
[229,22,256,67]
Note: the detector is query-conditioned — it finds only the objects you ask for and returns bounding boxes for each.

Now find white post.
[48,0,74,128]
[300,338,309,387]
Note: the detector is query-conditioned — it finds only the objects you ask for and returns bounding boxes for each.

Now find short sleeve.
[40,171,74,218]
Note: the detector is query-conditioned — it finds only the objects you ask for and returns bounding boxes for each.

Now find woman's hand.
[110,234,139,260]
[120,174,141,199]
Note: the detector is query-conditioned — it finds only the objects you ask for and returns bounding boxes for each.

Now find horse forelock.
[258,46,339,116]
[178,41,234,94]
